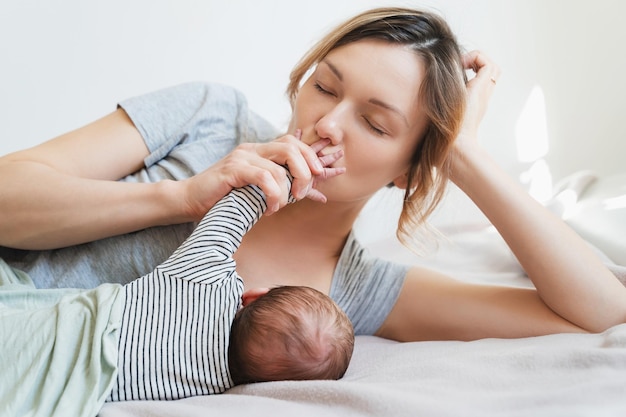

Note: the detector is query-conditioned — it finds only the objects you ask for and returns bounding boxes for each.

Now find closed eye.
[314,82,335,96]
[363,117,386,136]
[315,81,386,136]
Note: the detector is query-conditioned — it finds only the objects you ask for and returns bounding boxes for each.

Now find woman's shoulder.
[118,81,280,180]
[335,231,410,280]
[120,81,278,146]
[331,231,410,335]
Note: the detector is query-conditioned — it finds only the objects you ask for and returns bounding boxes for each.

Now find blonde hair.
[228,286,354,385]
[287,7,467,246]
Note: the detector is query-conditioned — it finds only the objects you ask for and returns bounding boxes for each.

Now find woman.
[1,7,625,342]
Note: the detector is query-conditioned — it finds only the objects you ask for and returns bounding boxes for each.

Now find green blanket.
[0,259,123,417]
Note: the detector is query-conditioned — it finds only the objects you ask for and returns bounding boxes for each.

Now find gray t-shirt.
[0,82,408,335]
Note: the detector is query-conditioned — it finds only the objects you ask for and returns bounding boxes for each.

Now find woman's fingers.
[183,148,289,218]
[455,50,501,149]
[232,161,289,215]
[185,130,345,218]
[463,50,501,84]
[252,132,320,200]
[463,50,500,107]
[260,133,347,203]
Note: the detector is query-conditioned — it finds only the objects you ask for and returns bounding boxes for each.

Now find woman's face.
[289,39,429,203]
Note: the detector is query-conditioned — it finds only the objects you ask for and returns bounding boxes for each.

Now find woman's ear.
[241,288,270,306]
[392,172,410,189]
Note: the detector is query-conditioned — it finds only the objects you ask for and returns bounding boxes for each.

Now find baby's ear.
[242,288,270,306]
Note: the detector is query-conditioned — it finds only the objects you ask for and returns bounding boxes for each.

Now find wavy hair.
[287,7,467,246]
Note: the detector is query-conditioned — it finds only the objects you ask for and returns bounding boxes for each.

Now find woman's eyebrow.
[368,98,409,127]
[322,60,343,81]
[322,59,409,127]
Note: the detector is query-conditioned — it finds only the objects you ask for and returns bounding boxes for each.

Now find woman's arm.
[448,51,626,333]
[0,107,331,250]
[378,51,626,342]
[0,109,177,249]
[449,144,626,333]
[376,266,586,342]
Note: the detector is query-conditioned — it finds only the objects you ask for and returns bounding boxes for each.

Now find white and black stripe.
[109,185,267,401]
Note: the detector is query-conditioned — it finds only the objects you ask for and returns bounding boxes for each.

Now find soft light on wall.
[515,85,552,202]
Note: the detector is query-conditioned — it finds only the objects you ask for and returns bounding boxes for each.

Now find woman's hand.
[453,50,501,152]
[447,50,500,188]
[180,130,345,220]
[444,51,626,333]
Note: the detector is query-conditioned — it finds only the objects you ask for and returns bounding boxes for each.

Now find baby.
[1,178,354,416]
[229,285,355,385]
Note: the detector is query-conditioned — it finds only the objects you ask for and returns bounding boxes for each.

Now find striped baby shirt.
[108,184,268,401]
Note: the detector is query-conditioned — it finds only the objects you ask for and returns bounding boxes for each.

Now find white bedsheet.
[100,324,626,417]
[99,182,626,417]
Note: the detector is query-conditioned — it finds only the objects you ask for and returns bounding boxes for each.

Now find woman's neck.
[233,197,369,293]
[246,197,366,256]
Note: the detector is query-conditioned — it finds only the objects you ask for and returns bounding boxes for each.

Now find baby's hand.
[297,131,345,203]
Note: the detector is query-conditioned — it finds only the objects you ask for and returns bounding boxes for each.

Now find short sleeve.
[118,82,280,180]
[330,232,409,335]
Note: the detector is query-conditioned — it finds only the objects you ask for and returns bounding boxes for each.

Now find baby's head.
[228,286,355,385]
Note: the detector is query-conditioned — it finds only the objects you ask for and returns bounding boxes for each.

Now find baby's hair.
[228,286,354,385]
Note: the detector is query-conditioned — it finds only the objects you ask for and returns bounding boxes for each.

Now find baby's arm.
[156,137,343,283]
[157,183,272,278]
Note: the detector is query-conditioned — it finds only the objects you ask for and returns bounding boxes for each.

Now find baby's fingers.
[309,138,332,154]
[318,149,343,168]
[304,188,328,203]
[318,166,345,180]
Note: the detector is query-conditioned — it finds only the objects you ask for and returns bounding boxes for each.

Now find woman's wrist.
[154,179,200,225]
[447,142,490,189]
[167,172,236,224]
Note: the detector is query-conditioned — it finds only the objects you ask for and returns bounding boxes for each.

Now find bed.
[98,171,626,417]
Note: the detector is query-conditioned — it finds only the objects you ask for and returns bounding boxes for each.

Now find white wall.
[1,0,625,189]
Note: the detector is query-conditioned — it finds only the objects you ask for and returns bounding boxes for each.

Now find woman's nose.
[314,107,344,146]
